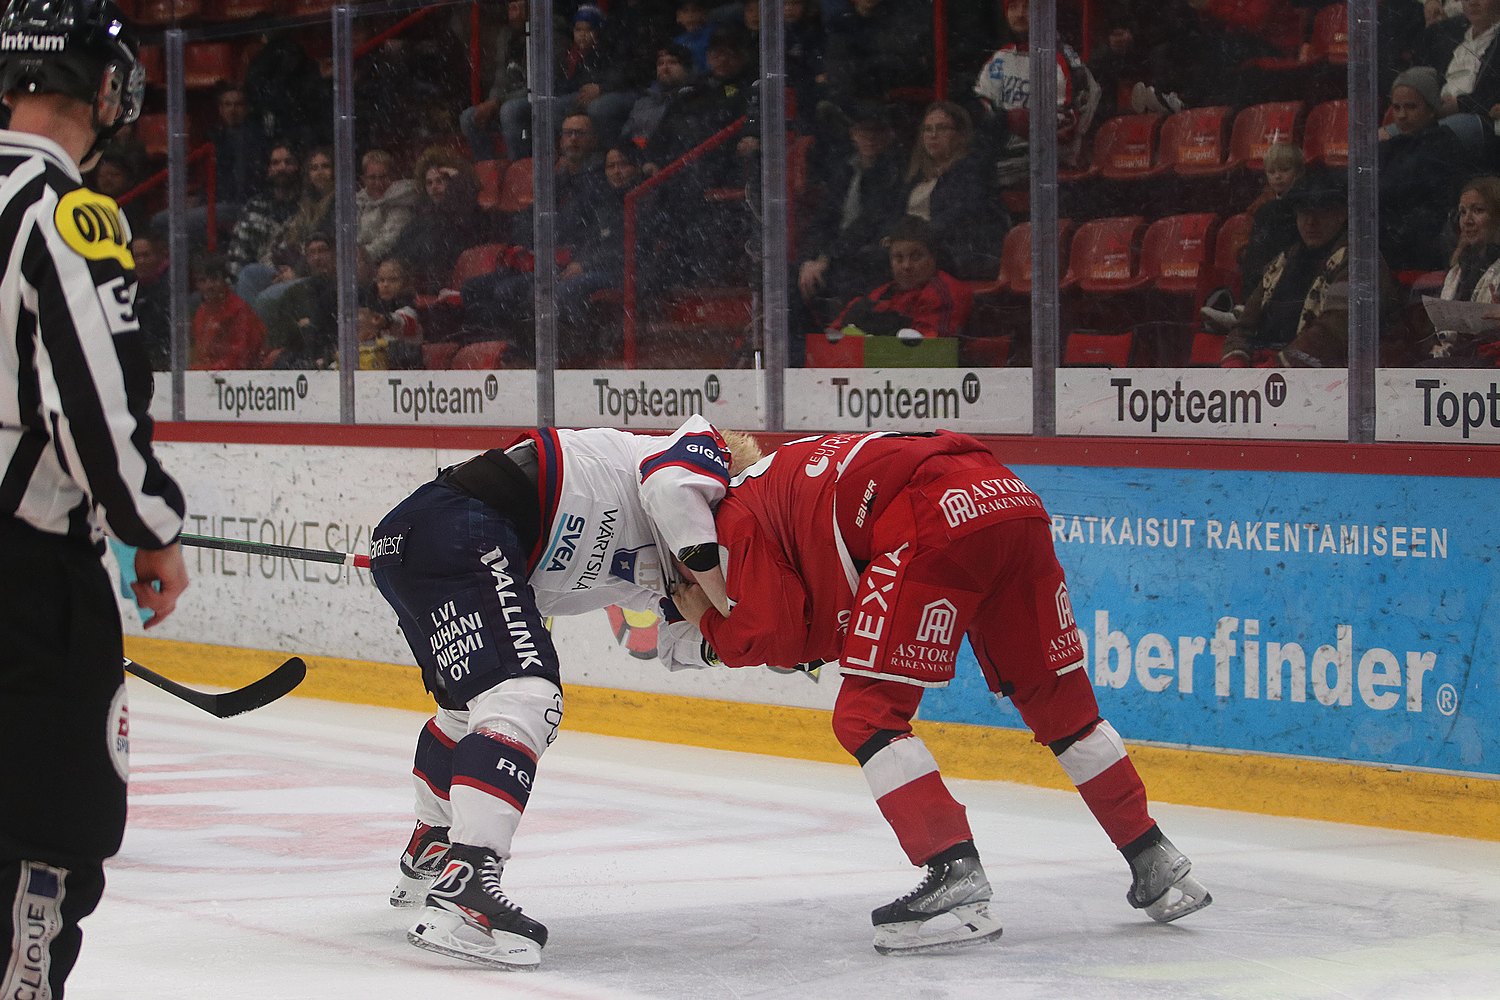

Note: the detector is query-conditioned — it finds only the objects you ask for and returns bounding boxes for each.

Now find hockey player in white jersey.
[369,416,741,969]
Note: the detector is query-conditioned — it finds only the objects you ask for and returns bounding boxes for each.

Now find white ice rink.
[70,681,1500,1000]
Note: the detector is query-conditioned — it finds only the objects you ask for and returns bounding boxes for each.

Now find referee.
[0,1,188,996]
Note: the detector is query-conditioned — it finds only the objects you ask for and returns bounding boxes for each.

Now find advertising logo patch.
[55,188,133,266]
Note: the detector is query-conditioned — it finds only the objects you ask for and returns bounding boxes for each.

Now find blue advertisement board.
[922,465,1497,777]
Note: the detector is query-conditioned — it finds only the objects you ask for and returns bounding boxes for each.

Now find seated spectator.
[1420,175,1500,363]
[357,150,419,267]
[394,148,506,295]
[1221,169,1399,368]
[458,0,531,162]
[1436,0,1500,155]
[131,231,171,371]
[359,258,424,370]
[675,0,714,74]
[90,149,146,233]
[557,144,644,363]
[1243,142,1305,301]
[1089,9,1149,120]
[494,4,634,160]
[794,101,906,341]
[903,102,1008,281]
[157,84,268,245]
[975,0,1100,189]
[782,0,827,130]
[239,146,336,319]
[623,43,696,150]
[1380,66,1471,271]
[826,215,974,342]
[265,234,340,369]
[226,143,303,286]
[190,253,266,370]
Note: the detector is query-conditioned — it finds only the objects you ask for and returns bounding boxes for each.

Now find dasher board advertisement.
[1377,369,1500,443]
[1056,368,1348,439]
[183,370,341,423]
[785,368,1033,433]
[354,370,537,425]
[554,370,762,429]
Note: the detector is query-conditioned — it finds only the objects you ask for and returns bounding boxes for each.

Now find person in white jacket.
[370,416,745,970]
[355,149,419,268]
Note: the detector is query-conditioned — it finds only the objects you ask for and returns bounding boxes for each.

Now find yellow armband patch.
[54,188,134,268]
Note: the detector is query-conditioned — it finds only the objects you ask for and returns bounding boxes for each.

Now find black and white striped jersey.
[0,129,184,548]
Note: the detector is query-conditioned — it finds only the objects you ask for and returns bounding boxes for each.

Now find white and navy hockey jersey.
[523,415,729,618]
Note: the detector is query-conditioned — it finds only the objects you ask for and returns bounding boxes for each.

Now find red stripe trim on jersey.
[451,775,526,813]
[424,717,457,749]
[640,457,730,483]
[413,767,451,800]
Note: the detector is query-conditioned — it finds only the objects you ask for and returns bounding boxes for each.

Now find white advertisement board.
[784,368,1033,434]
[183,370,342,423]
[150,371,172,423]
[1056,368,1349,439]
[554,370,762,429]
[354,370,537,425]
[118,440,834,712]
[1377,369,1500,443]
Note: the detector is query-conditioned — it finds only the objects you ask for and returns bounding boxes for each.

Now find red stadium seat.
[1178,102,1303,178]
[974,219,1073,297]
[1304,100,1349,167]
[135,113,170,158]
[1062,216,1148,294]
[497,158,533,214]
[1141,214,1220,295]
[449,244,507,287]
[474,159,508,210]
[137,43,165,87]
[1215,212,1254,272]
[1162,107,1232,176]
[1189,331,1227,366]
[1064,331,1135,367]
[958,335,1013,367]
[183,42,237,89]
[1096,114,1167,181]
[421,342,461,369]
[1310,4,1349,66]
[450,341,510,370]
[204,0,276,19]
[134,0,201,26]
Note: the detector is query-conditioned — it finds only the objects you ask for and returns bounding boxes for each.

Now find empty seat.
[1178,102,1303,178]
[450,340,509,370]
[1215,212,1254,271]
[1303,100,1349,167]
[137,43,165,87]
[1141,213,1220,295]
[1310,3,1349,66]
[134,0,201,26]
[135,113,170,158]
[497,158,533,214]
[1096,114,1167,182]
[205,0,276,19]
[1189,331,1227,366]
[1162,107,1233,176]
[474,159,507,210]
[1064,331,1135,367]
[1063,216,1148,294]
[183,42,237,89]
[958,334,1013,367]
[975,219,1073,297]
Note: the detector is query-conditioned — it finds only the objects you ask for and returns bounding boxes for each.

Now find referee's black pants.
[0,519,127,998]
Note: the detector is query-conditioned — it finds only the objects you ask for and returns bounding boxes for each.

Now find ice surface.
[69,683,1500,1000]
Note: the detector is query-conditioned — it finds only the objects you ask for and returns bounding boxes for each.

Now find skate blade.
[389,874,435,908]
[872,902,1003,956]
[408,908,542,969]
[1144,873,1213,923]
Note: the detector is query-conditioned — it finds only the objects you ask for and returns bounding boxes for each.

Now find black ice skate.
[1124,826,1213,923]
[870,842,1003,955]
[389,821,450,907]
[407,843,547,969]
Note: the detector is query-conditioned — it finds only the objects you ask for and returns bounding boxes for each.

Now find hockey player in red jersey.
[673,430,1211,954]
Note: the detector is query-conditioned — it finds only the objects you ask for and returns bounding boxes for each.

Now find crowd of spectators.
[115,0,1500,371]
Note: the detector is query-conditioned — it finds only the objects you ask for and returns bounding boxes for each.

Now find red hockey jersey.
[700,431,1049,670]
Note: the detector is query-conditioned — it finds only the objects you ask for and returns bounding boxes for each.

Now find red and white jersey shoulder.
[528,416,730,616]
[973,42,1080,114]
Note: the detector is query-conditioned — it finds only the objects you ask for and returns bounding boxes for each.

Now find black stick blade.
[123,657,308,718]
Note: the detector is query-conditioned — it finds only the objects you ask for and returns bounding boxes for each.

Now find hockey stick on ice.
[122,656,307,718]
[180,533,371,569]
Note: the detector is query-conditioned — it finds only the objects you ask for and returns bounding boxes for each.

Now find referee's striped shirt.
[0,129,184,548]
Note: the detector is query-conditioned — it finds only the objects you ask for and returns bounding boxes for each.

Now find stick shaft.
[180,532,370,568]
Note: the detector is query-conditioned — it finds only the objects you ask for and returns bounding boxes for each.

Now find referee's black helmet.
[0,0,143,127]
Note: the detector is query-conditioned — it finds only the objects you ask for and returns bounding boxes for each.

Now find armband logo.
[54,188,134,267]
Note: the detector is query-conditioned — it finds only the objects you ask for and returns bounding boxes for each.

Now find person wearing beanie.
[1380,65,1471,270]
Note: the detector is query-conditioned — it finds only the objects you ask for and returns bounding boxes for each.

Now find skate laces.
[897,861,947,905]
[477,856,521,912]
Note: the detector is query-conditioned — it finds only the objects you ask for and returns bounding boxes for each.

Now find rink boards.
[120,431,1500,840]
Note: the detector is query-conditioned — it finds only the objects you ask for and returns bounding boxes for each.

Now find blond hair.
[1263,141,1304,175]
[720,429,764,476]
